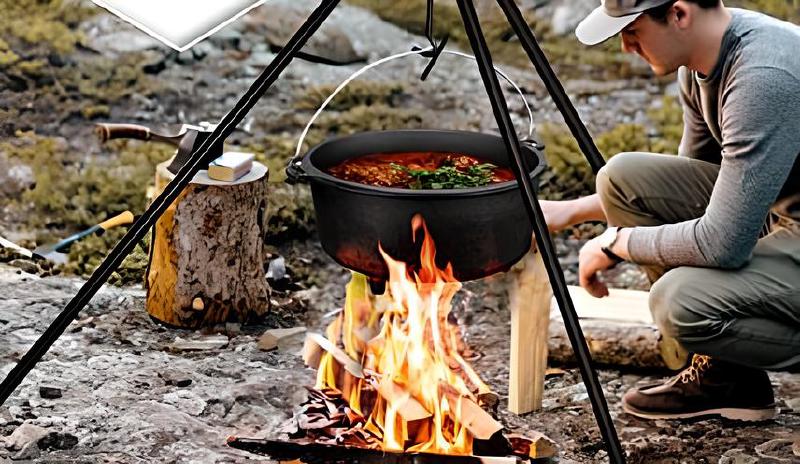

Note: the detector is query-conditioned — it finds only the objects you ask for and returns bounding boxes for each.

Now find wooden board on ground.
[550,285,653,325]
[547,286,672,369]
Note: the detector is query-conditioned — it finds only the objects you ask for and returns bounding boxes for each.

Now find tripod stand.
[0,1,625,461]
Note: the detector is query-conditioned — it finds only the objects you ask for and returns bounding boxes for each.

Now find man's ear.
[672,1,693,29]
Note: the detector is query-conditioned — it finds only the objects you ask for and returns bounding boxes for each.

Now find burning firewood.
[437,382,503,441]
[507,433,557,459]
[264,217,556,462]
[302,332,364,379]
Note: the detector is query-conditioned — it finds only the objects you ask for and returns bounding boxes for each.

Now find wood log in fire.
[507,432,557,459]
[376,378,432,423]
[303,332,364,379]
[438,383,503,441]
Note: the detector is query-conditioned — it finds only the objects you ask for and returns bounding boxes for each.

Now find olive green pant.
[596,152,800,371]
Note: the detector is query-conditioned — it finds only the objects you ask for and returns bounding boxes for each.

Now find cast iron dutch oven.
[287,129,546,282]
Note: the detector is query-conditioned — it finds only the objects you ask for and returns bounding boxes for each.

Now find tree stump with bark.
[146,158,271,328]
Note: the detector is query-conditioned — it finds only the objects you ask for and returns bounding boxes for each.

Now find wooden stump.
[146,159,271,328]
[507,247,552,414]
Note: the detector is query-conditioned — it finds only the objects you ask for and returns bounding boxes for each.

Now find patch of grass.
[647,95,683,154]
[1,131,166,284]
[730,0,800,22]
[63,229,151,286]
[536,92,685,200]
[59,52,163,103]
[0,0,93,55]
[3,131,170,234]
[294,81,407,111]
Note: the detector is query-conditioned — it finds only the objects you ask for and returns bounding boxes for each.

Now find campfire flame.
[313,215,495,455]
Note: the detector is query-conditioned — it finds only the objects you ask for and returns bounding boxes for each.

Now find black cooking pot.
[287,129,546,282]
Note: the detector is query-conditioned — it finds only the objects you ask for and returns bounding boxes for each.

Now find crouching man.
[542,0,800,420]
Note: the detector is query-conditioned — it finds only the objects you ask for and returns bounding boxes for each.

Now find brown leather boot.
[622,355,777,421]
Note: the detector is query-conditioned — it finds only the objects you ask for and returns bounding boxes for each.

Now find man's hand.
[578,236,617,298]
[578,227,633,298]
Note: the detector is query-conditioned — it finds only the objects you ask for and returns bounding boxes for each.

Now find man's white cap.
[576,0,675,45]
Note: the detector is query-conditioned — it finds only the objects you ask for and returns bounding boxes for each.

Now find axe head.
[31,244,68,264]
[167,122,223,175]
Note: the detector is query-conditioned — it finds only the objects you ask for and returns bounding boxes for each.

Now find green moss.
[294,81,407,111]
[14,59,47,78]
[61,53,162,103]
[729,0,800,22]
[595,122,651,155]
[0,0,94,54]
[647,95,683,154]
[0,38,20,66]
[537,123,596,200]
[537,120,658,199]
[63,229,151,286]
[345,0,468,45]
[80,104,111,120]
[4,131,170,232]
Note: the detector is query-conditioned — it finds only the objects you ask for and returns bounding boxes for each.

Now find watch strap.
[601,245,625,264]
[601,226,625,264]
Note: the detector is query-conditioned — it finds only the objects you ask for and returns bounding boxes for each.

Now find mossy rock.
[0,0,94,55]
[344,0,642,80]
[61,228,151,286]
[3,130,169,234]
[536,88,686,199]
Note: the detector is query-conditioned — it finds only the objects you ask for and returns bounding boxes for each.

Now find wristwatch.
[599,226,625,264]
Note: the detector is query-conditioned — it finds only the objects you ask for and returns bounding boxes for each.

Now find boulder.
[244,0,415,63]
[0,153,34,199]
[2,423,48,451]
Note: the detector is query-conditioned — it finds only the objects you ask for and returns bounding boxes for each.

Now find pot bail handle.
[288,47,536,175]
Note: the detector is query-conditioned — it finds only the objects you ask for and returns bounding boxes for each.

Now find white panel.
[91,0,267,51]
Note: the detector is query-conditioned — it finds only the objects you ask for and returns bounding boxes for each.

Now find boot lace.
[677,354,712,384]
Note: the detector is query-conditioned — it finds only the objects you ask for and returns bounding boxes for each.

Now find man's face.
[620,13,685,76]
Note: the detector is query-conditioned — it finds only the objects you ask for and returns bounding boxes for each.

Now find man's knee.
[649,268,723,341]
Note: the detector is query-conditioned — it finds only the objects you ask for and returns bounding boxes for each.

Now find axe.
[95,122,223,174]
[1,211,135,264]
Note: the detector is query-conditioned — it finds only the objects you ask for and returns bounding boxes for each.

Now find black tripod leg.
[0,0,342,406]
[495,0,606,174]
[454,0,625,462]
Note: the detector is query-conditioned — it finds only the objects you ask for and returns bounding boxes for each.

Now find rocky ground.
[1,245,799,464]
[2,1,799,463]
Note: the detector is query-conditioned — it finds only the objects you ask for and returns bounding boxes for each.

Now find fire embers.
[296,216,502,455]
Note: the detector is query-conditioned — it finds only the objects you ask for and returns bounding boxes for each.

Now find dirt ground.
[1,239,798,464]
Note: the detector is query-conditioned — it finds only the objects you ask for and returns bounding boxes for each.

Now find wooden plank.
[551,285,653,325]
[508,249,551,414]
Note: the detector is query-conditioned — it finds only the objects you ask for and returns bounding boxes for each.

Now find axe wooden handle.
[95,123,152,143]
[98,211,135,231]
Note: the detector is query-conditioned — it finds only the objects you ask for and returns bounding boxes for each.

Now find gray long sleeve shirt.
[627,8,800,268]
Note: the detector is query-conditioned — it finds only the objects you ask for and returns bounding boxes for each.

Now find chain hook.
[416,0,449,81]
